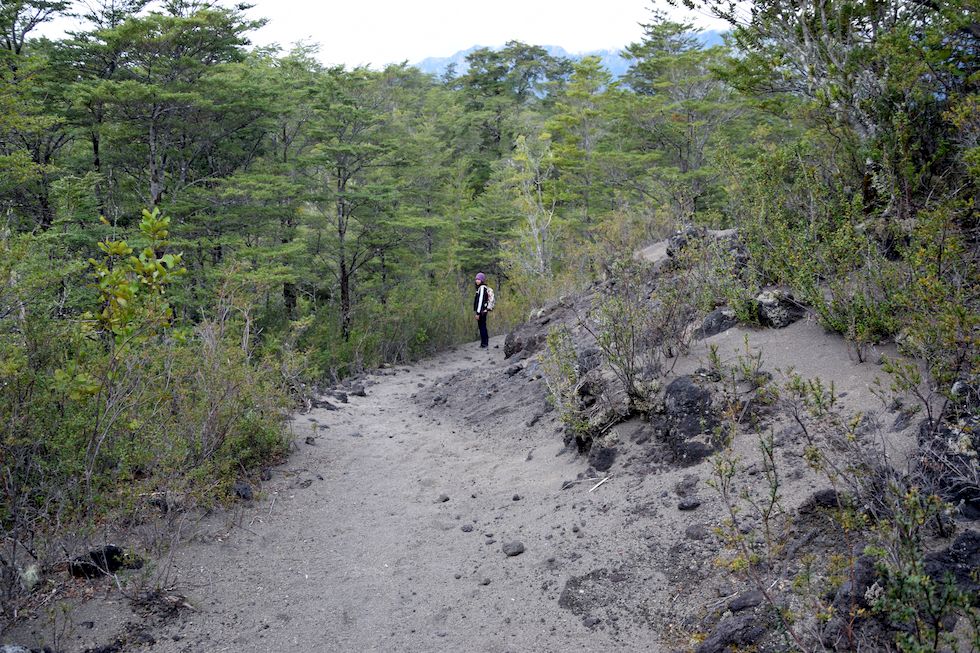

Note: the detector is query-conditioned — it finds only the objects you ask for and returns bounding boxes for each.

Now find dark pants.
[477,312,488,347]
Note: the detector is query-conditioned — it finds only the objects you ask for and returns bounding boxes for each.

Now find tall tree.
[619,11,740,221]
[547,56,617,224]
[302,67,399,340]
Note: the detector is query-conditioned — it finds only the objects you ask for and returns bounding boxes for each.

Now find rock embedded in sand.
[696,307,737,339]
[924,530,980,596]
[685,524,710,540]
[436,494,450,503]
[755,289,805,328]
[728,589,765,612]
[588,446,617,472]
[502,541,525,557]
[678,498,702,511]
[695,614,765,653]
[582,615,601,628]
[233,481,253,501]
[460,524,474,533]
[305,436,316,445]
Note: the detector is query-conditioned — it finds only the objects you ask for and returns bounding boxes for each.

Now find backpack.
[485,286,496,311]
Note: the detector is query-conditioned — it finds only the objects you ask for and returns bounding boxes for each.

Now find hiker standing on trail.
[473,272,495,349]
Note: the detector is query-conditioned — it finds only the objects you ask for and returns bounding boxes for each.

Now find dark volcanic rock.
[673,440,715,465]
[504,329,547,360]
[678,498,702,511]
[305,436,316,446]
[502,541,525,556]
[576,347,603,375]
[69,545,143,578]
[695,614,766,653]
[350,383,367,397]
[664,376,716,438]
[588,447,617,472]
[504,332,523,359]
[696,308,737,339]
[755,290,805,328]
[799,488,843,513]
[436,494,450,503]
[674,473,699,497]
[582,615,602,628]
[233,480,253,501]
[924,530,980,598]
[833,555,878,610]
[667,225,708,258]
[729,589,765,612]
[461,524,474,533]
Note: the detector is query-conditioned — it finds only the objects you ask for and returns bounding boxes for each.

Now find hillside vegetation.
[0,0,977,645]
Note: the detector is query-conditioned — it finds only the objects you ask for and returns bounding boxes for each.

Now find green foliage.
[866,489,976,653]
[0,210,290,617]
[541,326,588,435]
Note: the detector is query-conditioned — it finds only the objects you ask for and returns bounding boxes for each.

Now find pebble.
[305,436,316,445]
[502,541,525,557]
[480,578,491,586]
[437,494,450,503]
[678,498,702,511]
[685,524,710,540]
[461,524,474,533]
[583,616,602,628]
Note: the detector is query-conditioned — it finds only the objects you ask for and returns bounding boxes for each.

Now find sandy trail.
[101,337,639,653]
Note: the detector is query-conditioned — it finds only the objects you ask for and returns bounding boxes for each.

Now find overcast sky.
[41,0,728,68]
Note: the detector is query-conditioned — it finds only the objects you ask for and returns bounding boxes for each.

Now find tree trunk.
[283,282,297,320]
[148,118,163,206]
[337,189,351,341]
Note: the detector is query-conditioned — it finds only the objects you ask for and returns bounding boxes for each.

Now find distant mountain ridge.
[414,32,724,79]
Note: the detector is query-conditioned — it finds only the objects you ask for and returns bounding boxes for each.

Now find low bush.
[0,211,293,621]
